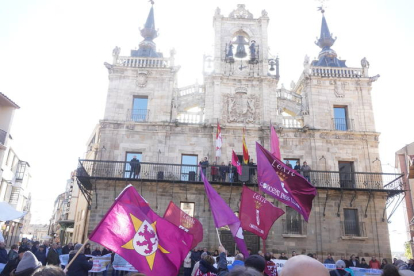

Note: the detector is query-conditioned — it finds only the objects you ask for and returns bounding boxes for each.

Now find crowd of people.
[0,238,146,276]
[183,246,414,276]
[2,239,414,276]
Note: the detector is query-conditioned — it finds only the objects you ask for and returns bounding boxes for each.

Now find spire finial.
[312,1,347,68]
[131,2,159,57]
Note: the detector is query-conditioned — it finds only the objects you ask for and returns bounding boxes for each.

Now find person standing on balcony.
[286,160,293,169]
[301,161,311,182]
[129,156,140,179]
[211,162,219,181]
[219,162,227,182]
[199,157,209,181]
[227,161,234,183]
[294,161,301,173]
[249,158,256,183]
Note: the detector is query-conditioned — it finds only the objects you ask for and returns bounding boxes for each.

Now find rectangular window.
[131,97,148,122]
[334,106,348,131]
[285,207,302,234]
[283,158,300,170]
[343,209,360,236]
[180,202,195,217]
[124,152,142,178]
[181,155,198,181]
[338,161,355,188]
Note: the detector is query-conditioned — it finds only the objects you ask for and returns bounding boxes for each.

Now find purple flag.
[200,167,249,258]
[256,143,317,222]
[270,124,281,159]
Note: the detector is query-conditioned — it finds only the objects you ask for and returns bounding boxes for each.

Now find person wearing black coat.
[0,247,29,276]
[66,244,93,276]
[84,243,91,255]
[34,245,47,266]
[62,243,74,255]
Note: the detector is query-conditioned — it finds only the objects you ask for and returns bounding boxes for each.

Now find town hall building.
[76,4,405,260]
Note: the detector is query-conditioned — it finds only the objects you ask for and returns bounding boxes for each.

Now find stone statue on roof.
[361,57,370,68]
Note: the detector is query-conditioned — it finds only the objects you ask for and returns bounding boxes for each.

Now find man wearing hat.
[0,246,29,276]
[14,251,42,276]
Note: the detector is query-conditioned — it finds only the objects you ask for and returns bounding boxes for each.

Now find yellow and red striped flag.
[242,127,249,164]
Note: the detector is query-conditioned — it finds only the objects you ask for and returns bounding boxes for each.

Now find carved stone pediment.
[224,93,259,124]
[229,4,253,19]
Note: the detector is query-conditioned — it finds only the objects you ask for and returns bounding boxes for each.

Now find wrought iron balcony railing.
[341,221,366,237]
[0,129,6,145]
[76,159,405,193]
[126,109,150,122]
[282,219,307,235]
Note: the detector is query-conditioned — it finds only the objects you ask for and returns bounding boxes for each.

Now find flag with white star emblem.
[89,185,193,276]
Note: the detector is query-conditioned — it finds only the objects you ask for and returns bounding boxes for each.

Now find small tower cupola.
[132,3,160,58]
[312,9,346,67]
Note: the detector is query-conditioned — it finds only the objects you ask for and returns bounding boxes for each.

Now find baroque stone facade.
[76,4,401,261]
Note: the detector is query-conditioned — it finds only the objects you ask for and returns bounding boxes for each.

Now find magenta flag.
[270,124,281,159]
[239,186,285,239]
[256,143,317,222]
[89,185,193,276]
[232,150,242,175]
[200,168,249,258]
[163,201,203,249]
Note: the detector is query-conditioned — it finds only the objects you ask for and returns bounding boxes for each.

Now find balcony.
[282,219,307,236]
[332,118,354,131]
[126,109,149,122]
[76,160,405,194]
[0,129,6,145]
[341,221,367,238]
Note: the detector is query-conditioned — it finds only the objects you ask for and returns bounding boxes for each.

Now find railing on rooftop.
[76,160,404,192]
[311,67,363,78]
[0,129,6,145]
[116,56,170,68]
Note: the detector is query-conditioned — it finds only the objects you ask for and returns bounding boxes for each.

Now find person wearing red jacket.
[369,256,381,269]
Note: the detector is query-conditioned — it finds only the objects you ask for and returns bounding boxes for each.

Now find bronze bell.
[235,35,247,59]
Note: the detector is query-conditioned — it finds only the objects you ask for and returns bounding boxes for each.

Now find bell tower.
[203,5,279,126]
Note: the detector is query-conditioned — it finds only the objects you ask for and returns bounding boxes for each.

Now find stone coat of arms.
[224,93,258,124]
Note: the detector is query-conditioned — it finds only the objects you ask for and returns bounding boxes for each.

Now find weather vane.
[315,0,329,13]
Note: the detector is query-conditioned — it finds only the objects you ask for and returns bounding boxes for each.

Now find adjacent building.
[49,171,88,244]
[0,92,32,247]
[395,142,414,254]
[76,4,405,260]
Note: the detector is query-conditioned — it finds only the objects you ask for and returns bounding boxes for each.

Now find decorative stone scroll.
[224,93,258,124]
[229,4,253,19]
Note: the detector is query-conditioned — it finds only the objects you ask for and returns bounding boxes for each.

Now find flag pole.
[63,238,90,273]
[262,238,266,254]
[216,228,222,246]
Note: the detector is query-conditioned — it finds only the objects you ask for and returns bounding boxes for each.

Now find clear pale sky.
[0,0,412,252]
